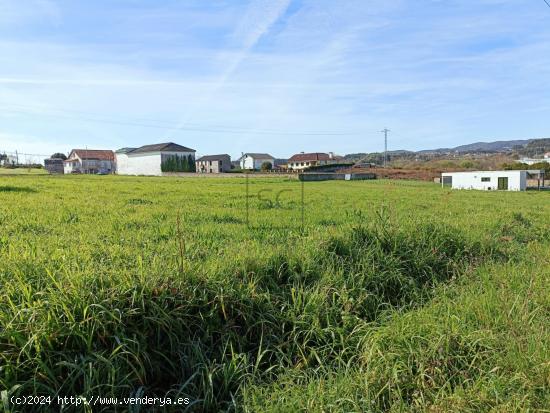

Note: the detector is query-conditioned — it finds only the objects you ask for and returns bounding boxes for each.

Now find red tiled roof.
[288,152,331,162]
[68,149,115,161]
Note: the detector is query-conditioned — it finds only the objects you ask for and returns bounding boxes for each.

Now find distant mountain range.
[343,138,550,163]
[418,139,532,154]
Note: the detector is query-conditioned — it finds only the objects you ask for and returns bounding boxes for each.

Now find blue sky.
[1,0,549,160]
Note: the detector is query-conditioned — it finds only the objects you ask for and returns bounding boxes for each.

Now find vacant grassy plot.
[0,175,548,412]
[0,168,48,176]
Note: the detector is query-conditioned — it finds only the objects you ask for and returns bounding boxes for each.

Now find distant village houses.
[287,152,341,170]
[64,149,115,174]
[240,153,275,170]
[0,153,17,167]
[196,154,231,173]
[115,142,196,176]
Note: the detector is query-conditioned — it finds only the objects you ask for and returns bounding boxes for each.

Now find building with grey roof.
[115,142,196,176]
[196,154,231,173]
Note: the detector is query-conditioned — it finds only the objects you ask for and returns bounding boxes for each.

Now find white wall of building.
[64,162,76,174]
[116,152,162,176]
[115,153,131,173]
[442,171,527,191]
[116,151,194,176]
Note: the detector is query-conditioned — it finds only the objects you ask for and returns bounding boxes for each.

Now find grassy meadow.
[0,168,48,175]
[0,175,549,412]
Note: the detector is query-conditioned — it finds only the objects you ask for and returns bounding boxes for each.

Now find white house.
[441,170,527,191]
[63,149,115,174]
[115,142,196,176]
[239,153,275,170]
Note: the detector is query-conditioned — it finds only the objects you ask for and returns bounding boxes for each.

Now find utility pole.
[380,128,390,168]
[15,150,19,166]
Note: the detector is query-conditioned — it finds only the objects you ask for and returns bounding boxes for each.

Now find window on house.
[481,177,490,182]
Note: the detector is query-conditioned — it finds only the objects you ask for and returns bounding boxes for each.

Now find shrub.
[260,162,272,171]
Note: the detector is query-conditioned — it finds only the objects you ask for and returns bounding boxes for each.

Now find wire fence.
[0,150,51,166]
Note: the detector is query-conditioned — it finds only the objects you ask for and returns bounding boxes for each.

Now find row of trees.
[503,161,550,173]
[161,154,196,172]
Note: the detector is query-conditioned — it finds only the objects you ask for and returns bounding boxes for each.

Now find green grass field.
[0,175,548,412]
[0,167,48,175]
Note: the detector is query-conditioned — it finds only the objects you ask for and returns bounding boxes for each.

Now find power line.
[0,104,360,137]
[1,150,50,157]
[543,0,550,9]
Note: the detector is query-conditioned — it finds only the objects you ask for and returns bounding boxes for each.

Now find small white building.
[115,142,196,176]
[441,170,527,191]
[239,153,275,170]
[63,149,115,174]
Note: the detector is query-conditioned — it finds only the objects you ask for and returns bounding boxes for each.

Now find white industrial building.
[519,153,550,165]
[441,170,528,191]
[239,153,275,170]
[115,142,196,176]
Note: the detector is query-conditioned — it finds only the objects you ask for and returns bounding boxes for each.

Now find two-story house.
[63,149,115,174]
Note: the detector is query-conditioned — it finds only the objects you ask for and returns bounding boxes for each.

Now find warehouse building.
[115,142,196,176]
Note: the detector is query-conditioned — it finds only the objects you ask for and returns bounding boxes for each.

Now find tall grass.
[0,175,548,412]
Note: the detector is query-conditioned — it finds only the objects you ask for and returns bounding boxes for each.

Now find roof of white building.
[442,170,527,175]
[241,153,274,159]
[126,142,196,154]
[115,147,137,154]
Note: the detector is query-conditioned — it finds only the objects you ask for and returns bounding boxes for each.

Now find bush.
[50,153,67,160]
